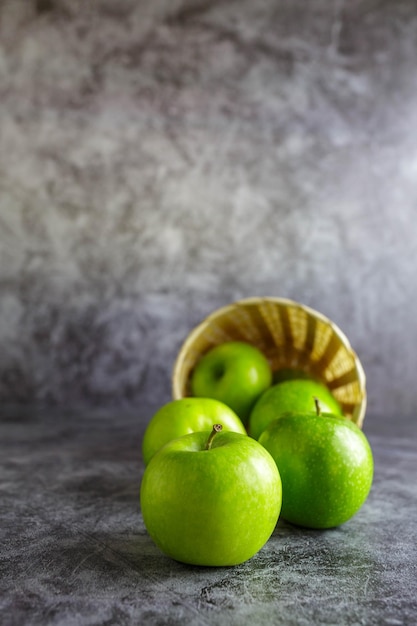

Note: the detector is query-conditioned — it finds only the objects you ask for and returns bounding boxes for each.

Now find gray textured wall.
[1,0,416,419]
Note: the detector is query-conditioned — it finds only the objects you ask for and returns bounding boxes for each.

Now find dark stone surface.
[2,407,416,625]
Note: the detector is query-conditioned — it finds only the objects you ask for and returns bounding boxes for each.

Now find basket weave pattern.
[172,297,367,428]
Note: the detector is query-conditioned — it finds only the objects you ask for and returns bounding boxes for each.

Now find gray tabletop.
[1,407,416,626]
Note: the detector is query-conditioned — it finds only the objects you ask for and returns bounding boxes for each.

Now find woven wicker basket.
[172,297,367,428]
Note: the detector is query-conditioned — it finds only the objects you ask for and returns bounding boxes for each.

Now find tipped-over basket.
[172,297,367,428]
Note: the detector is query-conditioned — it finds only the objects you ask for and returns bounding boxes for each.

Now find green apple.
[142,397,246,465]
[258,408,373,528]
[190,341,272,425]
[273,368,316,384]
[249,378,343,440]
[140,425,282,566]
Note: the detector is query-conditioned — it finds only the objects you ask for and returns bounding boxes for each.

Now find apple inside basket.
[172,297,367,429]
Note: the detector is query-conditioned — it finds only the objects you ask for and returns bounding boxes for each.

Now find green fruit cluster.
[140,341,373,567]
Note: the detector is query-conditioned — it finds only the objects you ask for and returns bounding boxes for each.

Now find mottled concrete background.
[1,0,416,418]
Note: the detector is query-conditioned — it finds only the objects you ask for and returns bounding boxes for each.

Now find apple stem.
[314,397,322,416]
[206,424,223,450]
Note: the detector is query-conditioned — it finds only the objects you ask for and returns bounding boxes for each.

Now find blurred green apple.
[142,397,246,466]
[249,378,343,440]
[190,341,272,425]
[273,368,316,384]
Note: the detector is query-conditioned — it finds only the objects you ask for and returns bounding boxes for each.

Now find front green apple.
[190,341,272,425]
[140,427,282,566]
[249,378,343,440]
[258,412,373,529]
[142,398,246,465]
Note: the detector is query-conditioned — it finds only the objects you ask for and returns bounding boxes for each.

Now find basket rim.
[172,296,367,426]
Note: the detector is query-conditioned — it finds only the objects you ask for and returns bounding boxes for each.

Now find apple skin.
[258,412,373,529]
[249,378,343,440]
[190,341,272,425]
[140,429,282,566]
[142,398,246,465]
[273,368,316,384]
